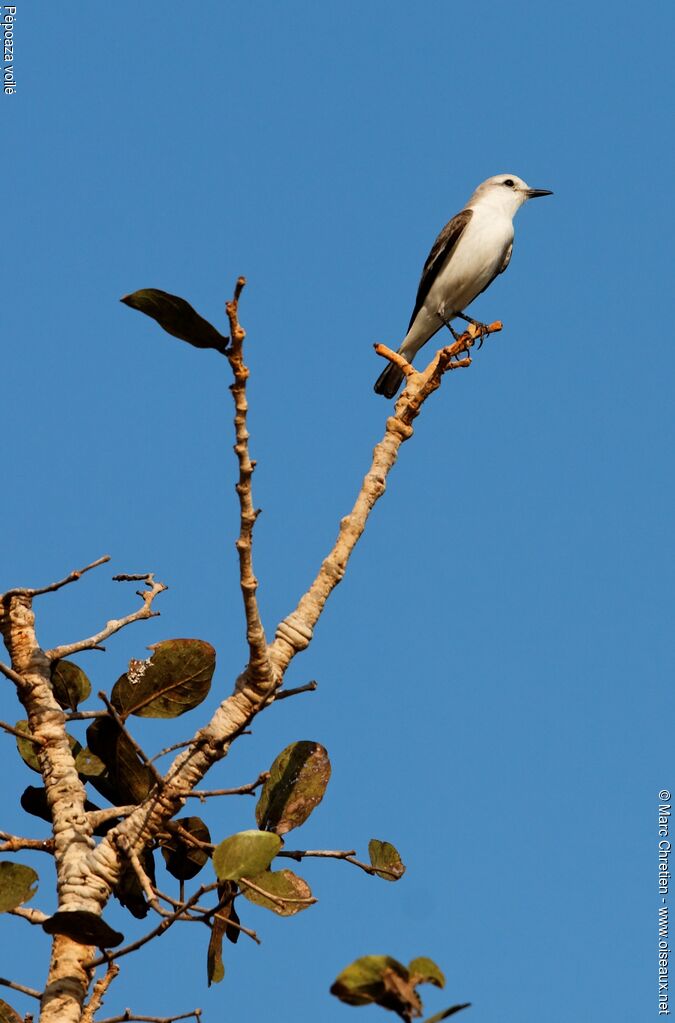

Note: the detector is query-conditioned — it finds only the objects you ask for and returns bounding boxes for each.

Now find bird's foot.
[457,313,491,349]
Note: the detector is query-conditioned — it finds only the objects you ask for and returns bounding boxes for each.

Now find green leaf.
[161,817,211,881]
[42,910,124,947]
[239,869,314,916]
[331,955,427,1019]
[207,914,226,986]
[256,740,331,835]
[409,957,445,988]
[121,289,229,353]
[0,862,38,912]
[212,830,281,881]
[422,1004,471,1022]
[51,660,91,710]
[86,717,153,804]
[111,639,216,719]
[0,998,23,1023]
[14,721,81,774]
[369,838,406,882]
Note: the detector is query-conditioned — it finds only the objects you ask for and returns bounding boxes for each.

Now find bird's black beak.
[525,188,553,199]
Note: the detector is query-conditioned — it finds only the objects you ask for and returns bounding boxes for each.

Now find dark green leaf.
[21,785,52,823]
[0,998,23,1023]
[14,721,80,774]
[111,639,216,719]
[212,830,281,881]
[121,289,229,353]
[207,914,226,986]
[113,850,155,919]
[369,838,406,882]
[0,862,38,912]
[256,741,331,835]
[86,717,153,804]
[51,660,91,711]
[239,869,314,916]
[42,910,124,947]
[161,817,211,881]
[409,957,445,988]
[423,1004,471,1022]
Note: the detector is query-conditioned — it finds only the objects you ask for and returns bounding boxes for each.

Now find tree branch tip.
[234,276,247,300]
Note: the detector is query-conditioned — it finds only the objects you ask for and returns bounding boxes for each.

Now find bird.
[374,173,552,398]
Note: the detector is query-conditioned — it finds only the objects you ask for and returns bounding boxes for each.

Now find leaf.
[212,830,281,881]
[409,957,445,988]
[161,817,211,881]
[330,955,411,1007]
[42,910,124,947]
[422,1005,471,1022]
[207,914,226,986]
[256,740,331,835]
[14,720,81,775]
[121,289,229,353]
[0,862,38,912]
[114,850,155,919]
[369,838,406,882]
[0,998,23,1023]
[111,639,216,719]
[51,660,91,710]
[86,717,154,804]
[239,869,314,916]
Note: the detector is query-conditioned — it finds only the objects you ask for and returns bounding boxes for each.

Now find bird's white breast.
[429,205,514,318]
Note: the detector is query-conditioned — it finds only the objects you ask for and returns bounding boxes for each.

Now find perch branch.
[1,556,110,600]
[46,573,167,660]
[273,679,318,701]
[225,277,274,693]
[96,1012,201,1023]
[269,321,502,674]
[181,770,269,800]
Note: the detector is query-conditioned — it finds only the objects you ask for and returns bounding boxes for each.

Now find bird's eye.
[503,179,515,187]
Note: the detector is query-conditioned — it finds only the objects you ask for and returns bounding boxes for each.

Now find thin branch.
[45,573,167,660]
[152,886,261,943]
[273,679,318,701]
[181,770,269,801]
[269,321,502,675]
[0,662,25,686]
[85,806,136,828]
[0,977,42,1001]
[0,720,45,746]
[149,739,192,764]
[8,906,50,925]
[1,556,110,600]
[238,875,317,908]
[81,962,119,1023]
[115,835,163,914]
[96,1011,201,1023]
[0,830,54,854]
[65,710,106,721]
[278,847,400,878]
[87,885,218,969]
[225,277,275,692]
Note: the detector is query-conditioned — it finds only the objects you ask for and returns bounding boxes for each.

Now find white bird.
[374,173,552,398]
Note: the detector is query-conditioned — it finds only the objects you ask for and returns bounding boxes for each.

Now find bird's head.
[469,174,553,216]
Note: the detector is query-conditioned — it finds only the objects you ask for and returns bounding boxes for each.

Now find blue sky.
[2,2,674,1020]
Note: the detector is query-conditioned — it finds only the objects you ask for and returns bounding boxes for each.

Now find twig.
[0,662,25,686]
[46,573,167,660]
[85,806,137,828]
[152,886,261,943]
[87,885,218,968]
[65,710,106,721]
[81,961,120,1023]
[238,875,317,908]
[273,679,318,701]
[278,848,400,878]
[181,770,269,801]
[8,906,50,925]
[96,1011,201,1023]
[269,322,502,675]
[0,830,54,854]
[149,739,192,764]
[1,556,110,600]
[0,720,45,746]
[225,278,274,692]
[0,977,41,1001]
[98,692,164,788]
[115,836,163,914]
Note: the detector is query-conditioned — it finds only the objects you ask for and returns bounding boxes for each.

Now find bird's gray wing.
[407,208,473,330]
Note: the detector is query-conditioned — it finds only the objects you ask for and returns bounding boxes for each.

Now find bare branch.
[278,847,400,878]
[81,962,119,1023]
[0,720,45,746]
[0,661,26,686]
[0,830,54,854]
[181,770,269,801]
[114,835,164,914]
[46,573,167,660]
[269,322,502,675]
[1,556,110,600]
[96,1011,201,1023]
[152,886,261,943]
[85,806,136,828]
[273,679,318,701]
[225,277,275,693]
[8,906,50,925]
[149,739,192,764]
[0,977,42,1001]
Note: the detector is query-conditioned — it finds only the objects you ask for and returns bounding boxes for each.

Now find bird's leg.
[437,314,466,360]
[457,311,490,349]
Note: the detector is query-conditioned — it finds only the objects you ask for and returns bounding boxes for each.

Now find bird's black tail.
[373,361,405,399]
